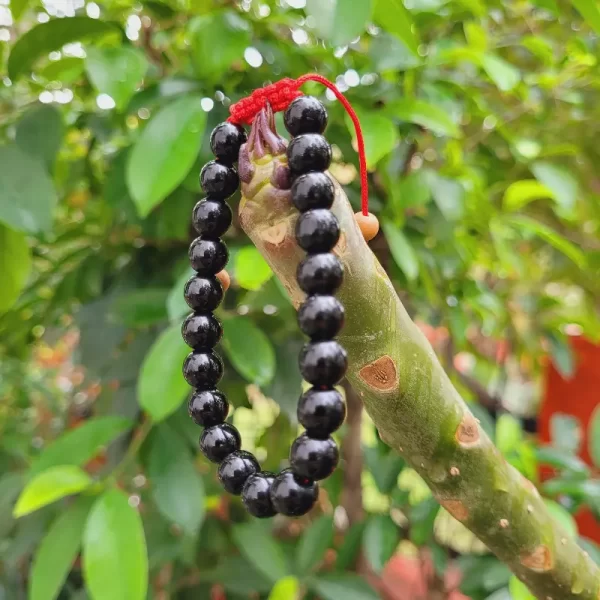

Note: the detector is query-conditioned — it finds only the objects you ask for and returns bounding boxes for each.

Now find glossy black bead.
[188,389,229,427]
[200,160,239,198]
[184,276,223,312]
[290,433,339,481]
[200,423,241,463]
[284,96,328,136]
[270,468,318,517]
[183,351,224,388]
[242,472,277,518]
[210,122,247,163]
[299,341,348,386]
[298,295,344,340]
[192,198,232,238]
[218,450,260,495]
[287,134,332,175]
[182,313,222,349]
[295,209,340,253]
[297,254,343,295]
[298,387,346,437]
[291,172,335,212]
[189,237,228,275]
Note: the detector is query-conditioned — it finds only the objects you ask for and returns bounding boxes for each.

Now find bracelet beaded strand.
[182,77,375,518]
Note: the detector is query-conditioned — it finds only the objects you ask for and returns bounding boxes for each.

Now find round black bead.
[297,254,343,295]
[210,122,247,163]
[298,388,346,437]
[183,351,223,388]
[270,468,318,517]
[290,433,339,481]
[298,295,344,340]
[189,238,228,276]
[192,198,232,238]
[189,389,229,427]
[200,423,241,463]
[299,341,348,386]
[184,276,223,312]
[242,472,277,518]
[182,313,222,349]
[295,209,340,253]
[291,172,335,212]
[218,450,260,495]
[284,96,328,136]
[200,160,239,198]
[287,134,332,175]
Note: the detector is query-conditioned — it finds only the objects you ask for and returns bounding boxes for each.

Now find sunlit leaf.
[503,180,553,211]
[381,220,419,281]
[543,499,578,538]
[481,54,520,91]
[306,0,372,46]
[138,323,190,421]
[531,161,578,213]
[0,224,31,315]
[346,110,398,169]
[14,466,92,517]
[387,99,461,137]
[127,96,206,217]
[233,246,273,291]
[425,170,465,221]
[83,489,148,600]
[509,576,535,600]
[372,0,419,55]
[570,0,600,34]
[268,577,300,600]
[495,414,522,456]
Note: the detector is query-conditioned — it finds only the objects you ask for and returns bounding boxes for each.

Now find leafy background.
[1,0,600,599]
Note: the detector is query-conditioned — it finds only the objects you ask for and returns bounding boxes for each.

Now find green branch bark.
[237,109,600,600]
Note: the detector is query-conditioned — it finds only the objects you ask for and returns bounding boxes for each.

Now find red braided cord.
[227,74,370,216]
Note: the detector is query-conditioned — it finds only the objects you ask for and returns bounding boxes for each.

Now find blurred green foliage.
[1,0,600,598]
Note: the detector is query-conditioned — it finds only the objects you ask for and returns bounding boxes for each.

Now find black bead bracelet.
[182,97,347,518]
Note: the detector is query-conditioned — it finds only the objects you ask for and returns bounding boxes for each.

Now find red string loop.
[227,74,370,216]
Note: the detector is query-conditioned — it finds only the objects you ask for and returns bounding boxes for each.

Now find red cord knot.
[227,78,302,125]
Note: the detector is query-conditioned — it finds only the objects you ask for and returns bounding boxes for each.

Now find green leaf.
[589,405,600,469]
[10,0,31,21]
[481,54,520,92]
[372,0,419,56]
[335,522,365,570]
[310,573,379,600]
[15,104,64,170]
[14,466,92,518]
[509,576,535,600]
[233,246,273,291]
[189,11,251,79]
[535,446,589,476]
[363,515,398,572]
[39,57,85,83]
[425,170,465,221]
[369,33,421,71]
[127,96,206,217]
[306,0,372,46]
[8,17,116,80]
[83,489,148,600]
[531,161,578,213]
[138,323,191,421]
[346,110,398,169]
[570,0,600,34]
[268,576,300,600]
[387,99,461,137]
[396,170,431,209]
[222,315,276,386]
[506,215,586,267]
[363,447,405,494]
[232,521,290,583]
[110,289,169,327]
[543,499,577,538]
[503,180,553,211]
[148,424,204,535]
[0,224,31,315]
[547,332,575,378]
[30,416,132,476]
[0,144,57,233]
[85,46,148,111]
[495,414,523,455]
[296,516,334,575]
[29,497,92,600]
[381,219,419,281]
[550,413,581,454]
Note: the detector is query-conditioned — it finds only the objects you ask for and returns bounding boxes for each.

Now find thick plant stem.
[237,110,600,600]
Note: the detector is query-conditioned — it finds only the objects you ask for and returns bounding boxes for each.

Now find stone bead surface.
[200,160,239,198]
[287,134,332,175]
[270,468,319,517]
[188,389,229,427]
[295,209,340,254]
[242,472,277,518]
[290,433,339,481]
[291,172,335,212]
[297,387,345,438]
[184,276,223,312]
[284,96,328,136]
[218,450,260,495]
[192,198,232,238]
[182,313,222,349]
[210,122,247,163]
[199,423,241,463]
[297,253,343,295]
[299,341,348,386]
[183,351,224,389]
[189,237,228,276]
[298,295,344,340]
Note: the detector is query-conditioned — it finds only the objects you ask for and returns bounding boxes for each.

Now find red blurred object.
[539,336,600,543]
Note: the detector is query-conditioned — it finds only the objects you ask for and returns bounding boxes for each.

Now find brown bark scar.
[455,414,481,448]
[520,545,554,572]
[440,499,469,521]
[359,355,398,391]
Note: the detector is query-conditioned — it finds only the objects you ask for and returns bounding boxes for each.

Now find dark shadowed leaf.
[531,161,578,214]
[296,516,334,575]
[310,573,380,600]
[363,515,398,572]
[0,224,31,315]
[83,489,148,600]
[481,54,520,91]
[346,110,398,168]
[381,220,419,281]
[425,171,465,221]
[335,522,365,571]
[127,96,206,217]
[387,99,461,137]
[590,406,600,469]
[8,17,116,79]
[15,104,64,170]
[138,323,191,421]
